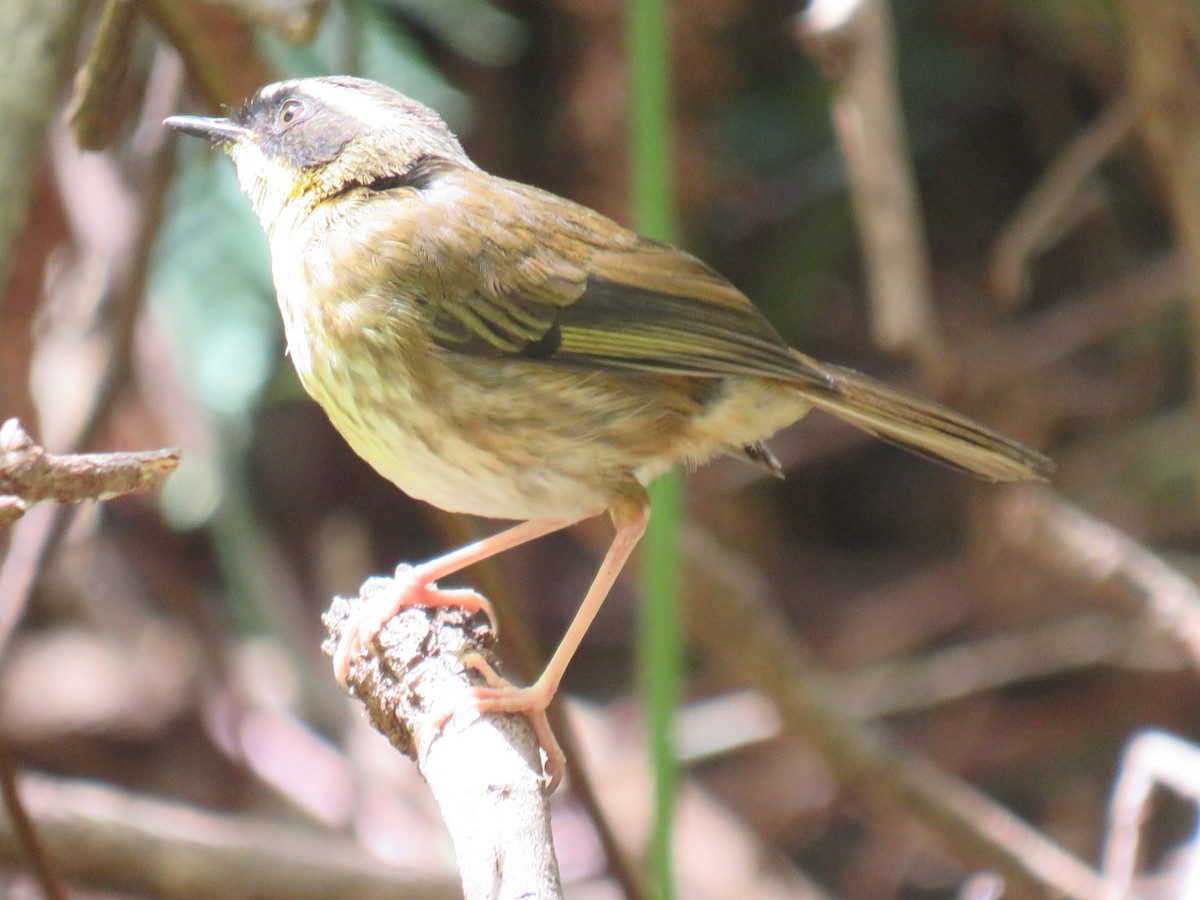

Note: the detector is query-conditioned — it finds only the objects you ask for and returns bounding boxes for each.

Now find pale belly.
[289,333,665,521]
[279,289,808,522]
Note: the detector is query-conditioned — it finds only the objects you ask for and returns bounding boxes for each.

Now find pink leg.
[333,516,583,686]
[470,501,650,718]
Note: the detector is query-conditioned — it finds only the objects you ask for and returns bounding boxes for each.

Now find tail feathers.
[797,355,1053,483]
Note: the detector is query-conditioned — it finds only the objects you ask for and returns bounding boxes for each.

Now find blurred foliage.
[9,0,1200,895]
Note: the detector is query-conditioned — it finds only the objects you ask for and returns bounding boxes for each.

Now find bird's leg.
[468,497,651,719]
[333,516,581,686]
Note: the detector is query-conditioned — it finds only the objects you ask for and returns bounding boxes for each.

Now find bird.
[165,75,1052,785]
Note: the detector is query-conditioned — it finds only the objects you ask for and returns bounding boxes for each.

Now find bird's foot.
[333,563,497,687]
[460,651,565,792]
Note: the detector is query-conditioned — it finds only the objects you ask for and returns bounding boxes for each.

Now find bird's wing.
[397,162,829,388]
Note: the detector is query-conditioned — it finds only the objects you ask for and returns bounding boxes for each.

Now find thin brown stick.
[836,611,1180,721]
[325,575,562,900]
[989,93,1137,307]
[1119,0,1200,472]
[0,740,67,900]
[0,419,179,510]
[143,0,234,113]
[65,0,144,150]
[964,252,1184,398]
[799,0,948,381]
[0,0,87,306]
[0,769,459,899]
[993,486,1200,671]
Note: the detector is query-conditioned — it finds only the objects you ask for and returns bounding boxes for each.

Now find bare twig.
[799,0,948,381]
[681,525,1112,899]
[836,611,1180,721]
[65,0,144,150]
[964,252,1184,398]
[145,0,275,113]
[0,419,178,511]
[1119,0,1200,456]
[0,62,184,666]
[1101,729,1200,900]
[0,0,87,304]
[0,740,66,900]
[990,93,1137,307]
[0,769,459,899]
[324,575,562,900]
[993,486,1200,671]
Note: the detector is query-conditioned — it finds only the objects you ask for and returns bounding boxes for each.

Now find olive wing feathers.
[400,164,830,389]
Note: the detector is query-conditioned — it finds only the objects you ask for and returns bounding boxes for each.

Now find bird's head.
[165,76,473,232]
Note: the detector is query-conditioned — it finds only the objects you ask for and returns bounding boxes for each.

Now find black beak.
[163,115,250,144]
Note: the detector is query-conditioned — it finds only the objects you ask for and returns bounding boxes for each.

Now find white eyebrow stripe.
[295,80,388,128]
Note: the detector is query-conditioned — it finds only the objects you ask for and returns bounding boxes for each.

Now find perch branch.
[0,419,178,514]
[430,508,647,900]
[0,769,458,899]
[324,573,562,900]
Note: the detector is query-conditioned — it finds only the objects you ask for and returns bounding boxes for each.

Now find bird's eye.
[278,98,305,128]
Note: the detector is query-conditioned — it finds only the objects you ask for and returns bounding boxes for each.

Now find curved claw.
[461,651,565,793]
[332,568,497,688]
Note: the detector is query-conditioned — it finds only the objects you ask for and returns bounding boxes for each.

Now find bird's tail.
[795,353,1053,483]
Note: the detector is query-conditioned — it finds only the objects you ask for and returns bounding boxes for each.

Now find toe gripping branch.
[322,570,565,895]
[321,569,564,791]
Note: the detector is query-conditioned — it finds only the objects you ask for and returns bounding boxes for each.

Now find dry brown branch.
[145,0,274,112]
[0,769,459,899]
[681,525,1113,900]
[0,741,66,900]
[993,486,1200,671]
[65,0,143,150]
[677,609,1181,766]
[990,93,1137,307]
[1101,729,1200,899]
[836,611,1180,721]
[0,0,87,303]
[324,574,562,900]
[799,0,948,381]
[964,252,1184,398]
[0,419,178,512]
[1119,0,1200,447]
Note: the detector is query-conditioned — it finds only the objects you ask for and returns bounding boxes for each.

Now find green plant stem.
[628,0,681,895]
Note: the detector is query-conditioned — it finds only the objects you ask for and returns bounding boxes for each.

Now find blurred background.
[1,0,1199,897]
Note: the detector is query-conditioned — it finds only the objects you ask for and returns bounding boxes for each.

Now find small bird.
[166,76,1051,783]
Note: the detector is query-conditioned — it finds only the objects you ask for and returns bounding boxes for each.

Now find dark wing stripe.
[551,277,831,386]
[416,167,831,387]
